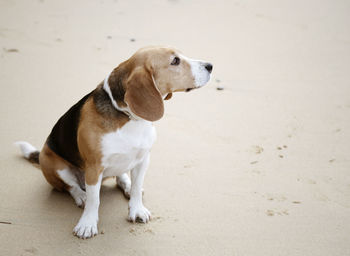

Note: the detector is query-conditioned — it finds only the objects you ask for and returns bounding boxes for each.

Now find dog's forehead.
[135,46,179,59]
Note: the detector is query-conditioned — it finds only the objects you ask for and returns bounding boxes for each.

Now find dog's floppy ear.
[124,67,164,121]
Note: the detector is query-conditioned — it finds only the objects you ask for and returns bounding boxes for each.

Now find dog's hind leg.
[117,173,131,199]
[39,144,85,208]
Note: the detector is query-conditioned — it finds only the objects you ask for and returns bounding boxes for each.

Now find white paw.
[74,192,87,208]
[128,203,151,223]
[70,188,87,208]
[73,216,98,239]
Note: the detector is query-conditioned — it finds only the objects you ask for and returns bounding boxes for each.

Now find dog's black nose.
[205,63,213,73]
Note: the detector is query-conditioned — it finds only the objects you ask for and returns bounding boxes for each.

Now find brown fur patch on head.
[131,47,196,96]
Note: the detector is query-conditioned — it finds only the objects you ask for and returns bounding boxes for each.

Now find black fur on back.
[46,92,92,169]
[46,84,128,169]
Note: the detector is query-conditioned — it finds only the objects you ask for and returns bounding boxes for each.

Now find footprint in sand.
[266,209,289,216]
[252,145,264,154]
[264,194,287,202]
[276,144,288,158]
[3,48,19,53]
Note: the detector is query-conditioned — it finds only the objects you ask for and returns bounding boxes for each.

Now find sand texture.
[1,0,350,255]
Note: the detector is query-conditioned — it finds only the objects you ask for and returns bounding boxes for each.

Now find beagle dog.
[16,46,212,239]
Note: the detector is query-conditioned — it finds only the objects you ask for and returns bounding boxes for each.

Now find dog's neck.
[103,71,140,121]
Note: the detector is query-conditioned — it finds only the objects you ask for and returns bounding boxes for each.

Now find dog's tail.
[15,141,40,164]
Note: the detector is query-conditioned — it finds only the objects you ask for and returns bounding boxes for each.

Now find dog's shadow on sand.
[43,179,128,218]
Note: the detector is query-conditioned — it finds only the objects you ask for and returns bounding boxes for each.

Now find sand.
[1,0,350,255]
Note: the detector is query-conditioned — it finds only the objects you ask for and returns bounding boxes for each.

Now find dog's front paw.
[128,203,151,223]
[73,216,98,239]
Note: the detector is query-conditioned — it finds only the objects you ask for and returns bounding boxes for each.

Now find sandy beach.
[1,0,350,255]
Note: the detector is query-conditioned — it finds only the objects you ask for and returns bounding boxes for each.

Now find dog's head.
[106,46,213,121]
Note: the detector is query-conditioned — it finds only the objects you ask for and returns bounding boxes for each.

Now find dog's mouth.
[185,87,195,92]
[174,87,198,93]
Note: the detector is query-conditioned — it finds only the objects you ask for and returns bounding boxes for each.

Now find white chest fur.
[101,120,156,177]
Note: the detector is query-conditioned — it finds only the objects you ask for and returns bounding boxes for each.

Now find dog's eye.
[171,57,180,66]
